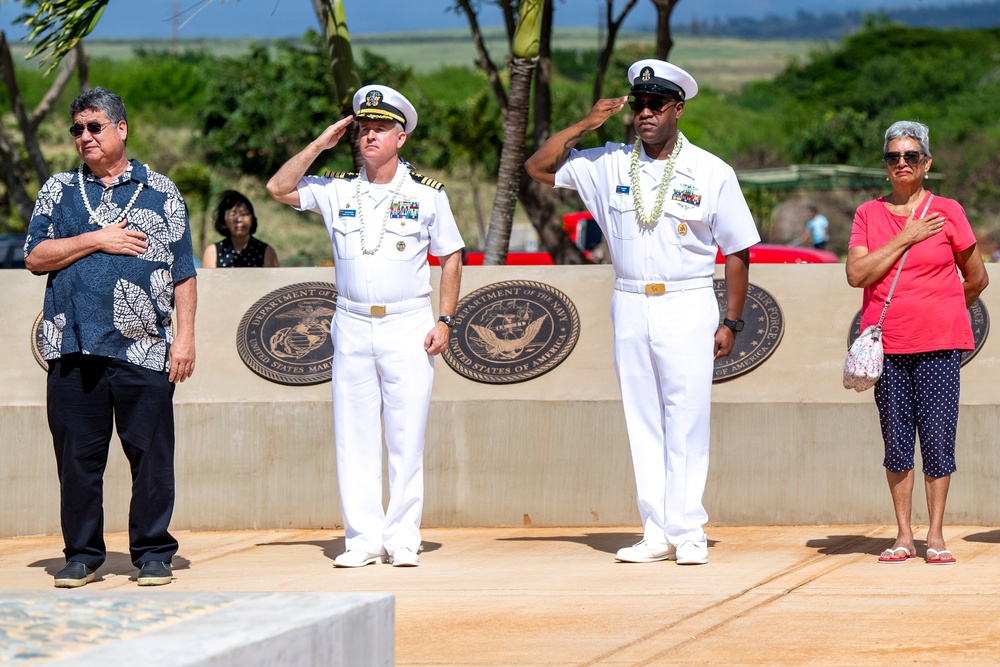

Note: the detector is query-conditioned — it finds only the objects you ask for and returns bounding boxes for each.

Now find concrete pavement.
[3,525,1000,665]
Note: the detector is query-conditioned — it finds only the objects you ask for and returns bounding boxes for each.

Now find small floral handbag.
[843,195,934,392]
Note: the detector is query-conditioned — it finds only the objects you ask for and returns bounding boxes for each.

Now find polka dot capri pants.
[874,350,961,477]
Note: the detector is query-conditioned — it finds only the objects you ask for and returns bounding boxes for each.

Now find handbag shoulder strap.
[877,193,935,327]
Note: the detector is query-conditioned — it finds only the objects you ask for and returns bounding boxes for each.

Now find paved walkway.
[3,525,1000,665]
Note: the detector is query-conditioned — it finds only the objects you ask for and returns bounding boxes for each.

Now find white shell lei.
[356,164,407,254]
[78,165,144,228]
[629,131,684,230]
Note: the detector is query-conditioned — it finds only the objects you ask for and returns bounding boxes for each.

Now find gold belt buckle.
[370,305,387,316]
[645,283,665,295]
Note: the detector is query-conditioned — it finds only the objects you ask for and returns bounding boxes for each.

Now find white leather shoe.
[389,547,420,567]
[615,539,676,563]
[675,540,708,565]
[333,550,382,568]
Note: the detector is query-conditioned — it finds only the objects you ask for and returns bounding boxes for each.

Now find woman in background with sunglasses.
[201,190,279,268]
[846,120,988,565]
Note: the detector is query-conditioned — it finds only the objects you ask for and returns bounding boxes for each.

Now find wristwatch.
[722,318,744,333]
[438,315,455,328]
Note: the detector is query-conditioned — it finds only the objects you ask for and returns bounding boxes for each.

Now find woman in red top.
[847,120,988,566]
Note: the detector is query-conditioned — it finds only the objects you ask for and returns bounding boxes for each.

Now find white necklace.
[78,165,144,228]
[356,164,407,254]
[629,132,684,230]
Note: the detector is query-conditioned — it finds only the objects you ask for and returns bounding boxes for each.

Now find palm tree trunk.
[483,57,536,265]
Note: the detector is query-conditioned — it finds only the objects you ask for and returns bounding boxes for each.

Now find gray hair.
[884,120,931,156]
[70,86,128,126]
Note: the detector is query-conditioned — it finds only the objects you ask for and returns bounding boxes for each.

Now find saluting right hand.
[99,219,148,257]
[583,96,628,130]
[314,115,355,151]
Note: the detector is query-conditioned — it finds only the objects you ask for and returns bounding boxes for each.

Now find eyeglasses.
[225,208,251,218]
[628,98,677,114]
[69,121,112,137]
[883,151,924,167]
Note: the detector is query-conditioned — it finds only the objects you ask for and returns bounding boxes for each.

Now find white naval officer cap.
[627,59,698,101]
[353,84,418,134]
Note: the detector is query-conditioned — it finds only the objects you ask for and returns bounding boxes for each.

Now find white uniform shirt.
[297,163,465,304]
[555,140,760,282]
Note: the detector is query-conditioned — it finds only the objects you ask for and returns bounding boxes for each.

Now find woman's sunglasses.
[883,151,924,167]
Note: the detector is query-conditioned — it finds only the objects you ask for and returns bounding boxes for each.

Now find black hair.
[213,190,258,237]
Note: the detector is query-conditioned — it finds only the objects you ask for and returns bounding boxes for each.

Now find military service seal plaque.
[31,310,48,371]
[443,280,580,384]
[236,282,338,385]
[713,280,784,383]
[848,299,989,367]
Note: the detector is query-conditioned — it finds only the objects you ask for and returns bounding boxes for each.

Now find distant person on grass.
[846,120,987,565]
[526,60,760,566]
[267,85,464,568]
[800,204,830,250]
[201,190,279,267]
[24,86,196,588]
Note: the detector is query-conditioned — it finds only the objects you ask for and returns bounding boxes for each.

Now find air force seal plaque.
[236,282,338,385]
[713,280,784,383]
[848,299,989,367]
[443,280,580,384]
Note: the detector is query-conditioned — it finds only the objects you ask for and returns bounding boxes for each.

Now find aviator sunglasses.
[628,97,677,113]
[883,150,924,167]
[69,121,112,137]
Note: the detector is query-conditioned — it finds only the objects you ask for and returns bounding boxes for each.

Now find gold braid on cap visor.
[357,108,406,126]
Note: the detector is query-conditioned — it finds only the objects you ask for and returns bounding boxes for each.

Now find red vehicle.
[431,213,839,265]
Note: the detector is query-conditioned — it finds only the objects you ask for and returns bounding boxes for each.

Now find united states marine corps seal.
[443,280,580,384]
[713,280,784,383]
[236,282,338,385]
[848,299,989,367]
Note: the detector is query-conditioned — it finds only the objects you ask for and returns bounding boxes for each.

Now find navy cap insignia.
[640,66,653,82]
[365,90,382,108]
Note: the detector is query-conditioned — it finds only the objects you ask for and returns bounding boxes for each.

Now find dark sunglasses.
[883,150,924,167]
[628,98,676,113]
[69,121,112,137]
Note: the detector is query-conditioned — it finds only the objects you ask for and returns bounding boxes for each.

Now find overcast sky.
[0,0,992,40]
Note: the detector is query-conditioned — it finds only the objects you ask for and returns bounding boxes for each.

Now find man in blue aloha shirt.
[24,87,197,588]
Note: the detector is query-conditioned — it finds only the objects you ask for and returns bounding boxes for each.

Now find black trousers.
[47,354,178,570]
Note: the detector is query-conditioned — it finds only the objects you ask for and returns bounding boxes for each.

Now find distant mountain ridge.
[674,0,1000,39]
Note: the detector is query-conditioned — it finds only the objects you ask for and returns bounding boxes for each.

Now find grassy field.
[10,29,824,93]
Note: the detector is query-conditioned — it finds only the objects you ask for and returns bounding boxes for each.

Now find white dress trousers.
[332,305,434,554]
[612,287,717,545]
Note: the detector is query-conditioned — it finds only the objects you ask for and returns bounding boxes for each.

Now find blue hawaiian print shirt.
[24,159,196,373]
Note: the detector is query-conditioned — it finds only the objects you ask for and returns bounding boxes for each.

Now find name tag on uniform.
[338,208,357,217]
[615,185,630,194]
[390,200,420,220]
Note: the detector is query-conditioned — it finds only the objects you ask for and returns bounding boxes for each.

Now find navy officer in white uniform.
[526,60,759,565]
[268,85,464,568]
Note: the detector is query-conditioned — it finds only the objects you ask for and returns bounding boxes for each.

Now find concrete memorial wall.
[2,263,998,538]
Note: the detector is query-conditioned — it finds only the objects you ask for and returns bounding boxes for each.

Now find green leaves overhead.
[22,0,108,74]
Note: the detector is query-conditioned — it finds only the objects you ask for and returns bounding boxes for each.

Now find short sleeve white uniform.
[556,139,759,546]
[296,162,465,555]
